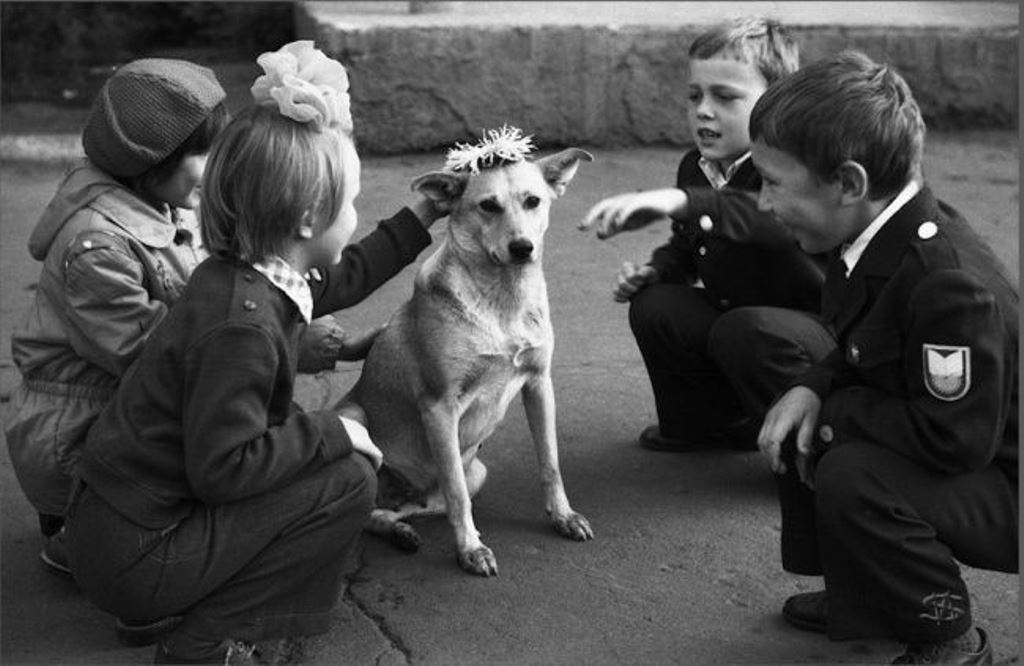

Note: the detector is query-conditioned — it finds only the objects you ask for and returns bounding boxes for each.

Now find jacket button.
[243,273,254,282]
[848,344,860,364]
[243,300,257,311]
[819,425,834,443]
[719,299,730,309]
[698,246,707,256]
[699,215,713,232]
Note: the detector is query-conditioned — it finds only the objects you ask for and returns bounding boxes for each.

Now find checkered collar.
[251,255,313,323]
[698,152,751,190]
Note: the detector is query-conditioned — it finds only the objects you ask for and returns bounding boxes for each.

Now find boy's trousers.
[775,442,1017,643]
[707,305,837,421]
[630,290,834,439]
[65,454,376,645]
[629,283,744,440]
[709,306,1018,642]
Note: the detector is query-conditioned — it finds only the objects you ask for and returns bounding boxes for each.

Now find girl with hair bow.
[64,41,445,664]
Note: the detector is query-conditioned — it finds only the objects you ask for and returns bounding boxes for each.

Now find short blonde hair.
[200,105,352,263]
[689,17,800,86]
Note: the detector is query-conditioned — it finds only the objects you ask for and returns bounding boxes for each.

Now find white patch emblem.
[922,344,971,401]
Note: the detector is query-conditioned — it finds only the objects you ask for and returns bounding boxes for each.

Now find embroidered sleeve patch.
[922,344,971,401]
[919,591,966,623]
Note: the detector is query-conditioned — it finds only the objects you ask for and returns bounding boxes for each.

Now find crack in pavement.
[343,560,413,665]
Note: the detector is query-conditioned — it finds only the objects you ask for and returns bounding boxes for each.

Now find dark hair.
[200,105,353,264]
[688,17,800,86]
[134,102,231,194]
[749,50,925,199]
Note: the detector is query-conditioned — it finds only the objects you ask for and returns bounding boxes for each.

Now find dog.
[337,133,594,576]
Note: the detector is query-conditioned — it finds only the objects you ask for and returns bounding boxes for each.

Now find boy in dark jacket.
[581,18,829,451]
[754,51,1017,664]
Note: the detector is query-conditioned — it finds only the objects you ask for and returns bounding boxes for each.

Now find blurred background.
[2,2,1018,153]
[1,2,294,107]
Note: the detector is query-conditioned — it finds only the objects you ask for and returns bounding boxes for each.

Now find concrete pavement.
[0,128,1018,663]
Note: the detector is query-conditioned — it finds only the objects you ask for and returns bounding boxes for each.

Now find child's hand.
[351,433,384,471]
[297,316,346,373]
[297,318,383,372]
[409,195,449,230]
[336,324,386,361]
[579,188,689,239]
[337,403,384,471]
[757,386,821,487]
[613,261,659,302]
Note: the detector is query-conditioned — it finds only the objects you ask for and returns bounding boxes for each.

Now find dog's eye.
[479,199,503,214]
[523,195,541,210]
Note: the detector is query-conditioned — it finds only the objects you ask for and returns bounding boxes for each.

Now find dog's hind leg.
[367,509,424,552]
[367,483,457,553]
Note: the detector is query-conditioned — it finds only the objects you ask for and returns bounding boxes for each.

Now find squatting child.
[64,41,443,663]
[580,17,831,452]
[5,58,230,576]
[753,50,1017,664]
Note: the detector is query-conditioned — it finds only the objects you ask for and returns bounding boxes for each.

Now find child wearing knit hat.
[64,41,446,663]
[5,57,230,579]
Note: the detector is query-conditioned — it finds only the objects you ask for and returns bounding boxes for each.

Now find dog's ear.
[411,171,468,210]
[536,148,594,197]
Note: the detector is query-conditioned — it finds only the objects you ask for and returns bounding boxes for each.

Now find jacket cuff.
[312,410,354,460]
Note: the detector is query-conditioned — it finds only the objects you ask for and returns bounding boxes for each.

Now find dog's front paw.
[457,545,498,577]
[552,511,594,541]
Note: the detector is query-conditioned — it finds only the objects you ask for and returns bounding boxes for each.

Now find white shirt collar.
[698,152,751,190]
[840,180,921,277]
[251,255,313,323]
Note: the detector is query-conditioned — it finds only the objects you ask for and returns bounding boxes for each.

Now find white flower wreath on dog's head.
[251,40,352,132]
[445,126,536,174]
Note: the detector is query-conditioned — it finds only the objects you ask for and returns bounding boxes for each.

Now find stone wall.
[297,7,1018,154]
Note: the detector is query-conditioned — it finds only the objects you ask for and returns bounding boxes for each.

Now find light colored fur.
[338,148,594,576]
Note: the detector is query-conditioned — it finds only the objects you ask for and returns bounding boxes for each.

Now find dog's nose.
[508,239,534,262]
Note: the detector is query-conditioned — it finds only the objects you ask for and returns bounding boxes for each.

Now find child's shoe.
[782,590,827,633]
[40,527,72,576]
[892,626,992,665]
[153,639,261,664]
[116,615,184,647]
[638,422,757,452]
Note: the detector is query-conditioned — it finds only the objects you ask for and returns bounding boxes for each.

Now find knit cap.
[82,58,226,178]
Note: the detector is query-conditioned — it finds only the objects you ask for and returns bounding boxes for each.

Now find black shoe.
[892,627,993,665]
[638,425,706,452]
[116,616,184,647]
[637,424,756,453]
[40,527,72,577]
[153,640,260,665]
[782,590,827,633]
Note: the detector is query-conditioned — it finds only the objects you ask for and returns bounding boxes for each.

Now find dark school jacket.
[798,186,1018,480]
[648,149,826,312]
[76,209,433,529]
